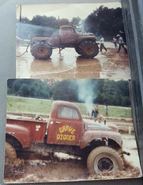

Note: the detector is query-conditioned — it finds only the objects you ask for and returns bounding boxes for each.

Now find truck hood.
[77,32,95,37]
[83,119,119,132]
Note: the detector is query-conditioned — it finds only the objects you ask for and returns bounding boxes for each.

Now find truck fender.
[80,130,122,149]
[32,38,52,47]
[39,40,52,48]
[77,36,96,45]
[6,124,31,148]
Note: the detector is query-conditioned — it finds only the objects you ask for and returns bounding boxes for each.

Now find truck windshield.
[58,106,79,119]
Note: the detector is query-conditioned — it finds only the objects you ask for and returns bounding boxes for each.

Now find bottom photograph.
[4,78,142,183]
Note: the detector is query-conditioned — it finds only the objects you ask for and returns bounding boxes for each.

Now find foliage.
[7,79,50,99]
[7,79,131,107]
[71,17,81,29]
[17,16,71,38]
[17,6,124,40]
[84,6,125,40]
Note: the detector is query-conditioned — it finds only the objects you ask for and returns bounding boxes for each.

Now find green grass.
[7,96,132,118]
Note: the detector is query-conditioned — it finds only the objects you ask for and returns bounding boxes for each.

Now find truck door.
[60,27,77,44]
[47,105,83,146]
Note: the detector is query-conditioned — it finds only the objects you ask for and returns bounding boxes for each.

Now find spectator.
[105,104,108,116]
[117,34,127,53]
[94,104,99,121]
[99,35,107,52]
[91,105,95,117]
[113,37,117,48]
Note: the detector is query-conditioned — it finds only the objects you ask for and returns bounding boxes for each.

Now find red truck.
[30,25,99,59]
[5,101,129,174]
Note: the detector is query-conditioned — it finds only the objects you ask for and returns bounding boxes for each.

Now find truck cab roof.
[52,100,79,108]
[60,25,74,29]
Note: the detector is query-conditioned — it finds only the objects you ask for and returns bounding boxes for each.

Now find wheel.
[87,146,123,174]
[31,41,52,59]
[75,46,83,55]
[30,48,34,56]
[5,142,17,165]
[79,40,99,58]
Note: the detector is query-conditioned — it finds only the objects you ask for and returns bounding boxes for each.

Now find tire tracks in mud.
[4,152,141,183]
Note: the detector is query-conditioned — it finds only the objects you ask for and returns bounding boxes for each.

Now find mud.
[4,134,141,183]
[16,42,130,80]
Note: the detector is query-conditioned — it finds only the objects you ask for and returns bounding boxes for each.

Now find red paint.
[47,101,84,146]
[6,118,47,147]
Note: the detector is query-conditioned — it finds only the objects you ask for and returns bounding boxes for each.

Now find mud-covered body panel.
[31,25,96,48]
[6,124,31,148]
[80,130,122,149]
[6,118,47,148]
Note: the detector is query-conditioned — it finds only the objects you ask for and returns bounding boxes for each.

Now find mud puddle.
[16,43,130,80]
[4,152,141,183]
[4,134,142,184]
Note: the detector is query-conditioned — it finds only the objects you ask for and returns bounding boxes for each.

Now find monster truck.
[5,101,129,174]
[30,25,99,59]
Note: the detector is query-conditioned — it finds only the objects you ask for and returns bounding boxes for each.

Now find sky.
[16,2,121,21]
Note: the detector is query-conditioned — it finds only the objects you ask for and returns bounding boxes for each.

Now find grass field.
[7,96,132,118]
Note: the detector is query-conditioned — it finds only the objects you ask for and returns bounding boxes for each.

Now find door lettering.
[57,125,76,141]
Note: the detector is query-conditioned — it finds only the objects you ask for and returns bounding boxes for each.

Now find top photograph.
[16,2,130,80]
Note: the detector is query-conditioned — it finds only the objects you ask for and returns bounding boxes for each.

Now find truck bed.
[6,116,47,144]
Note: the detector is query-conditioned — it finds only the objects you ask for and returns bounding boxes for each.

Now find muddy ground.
[4,134,141,183]
[16,42,130,80]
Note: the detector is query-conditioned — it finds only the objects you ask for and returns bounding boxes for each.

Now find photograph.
[4,78,142,183]
[16,2,130,80]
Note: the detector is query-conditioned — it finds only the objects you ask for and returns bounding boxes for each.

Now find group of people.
[91,104,108,122]
[99,34,127,53]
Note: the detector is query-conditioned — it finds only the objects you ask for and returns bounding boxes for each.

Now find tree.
[18,84,30,97]
[51,80,78,101]
[59,18,70,27]
[84,6,125,40]
[71,17,81,29]
[21,17,30,24]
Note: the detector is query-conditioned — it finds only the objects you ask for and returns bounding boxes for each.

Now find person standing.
[105,104,108,116]
[91,105,95,117]
[94,104,99,121]
[16,36,21,49]
[99,35,107,52]
[117,34,127,53]
[113,37,117,48]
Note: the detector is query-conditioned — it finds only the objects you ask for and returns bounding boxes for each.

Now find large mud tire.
[31,41,52,59]
[4,142,24,177]
[87,146,123,174]
[75,46,83,55]
[79,40,99,58]
[5,142,17,165]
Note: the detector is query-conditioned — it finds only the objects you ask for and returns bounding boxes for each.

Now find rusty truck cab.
[47,101,85,146]
[60,25,78,45]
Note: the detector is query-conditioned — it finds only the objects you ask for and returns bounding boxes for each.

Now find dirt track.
[16,42,130,80]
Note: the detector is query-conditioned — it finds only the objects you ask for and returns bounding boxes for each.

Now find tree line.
[17,6,125,40]
[17,16,81,39]
[84,6,125,40]
[7,79,131,107]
